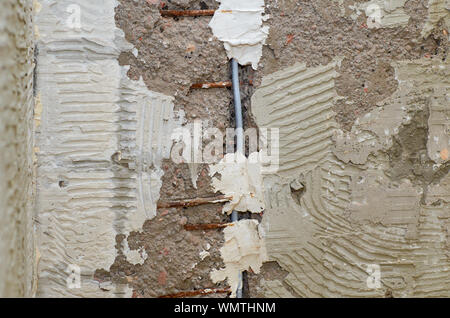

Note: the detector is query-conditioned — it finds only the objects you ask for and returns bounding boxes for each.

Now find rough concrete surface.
[0,0,36,297]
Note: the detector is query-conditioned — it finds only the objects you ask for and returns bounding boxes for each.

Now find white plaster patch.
[209,152,265,214]
[209,0,269,69]
[351,0,410,28]
[210,219,267,297]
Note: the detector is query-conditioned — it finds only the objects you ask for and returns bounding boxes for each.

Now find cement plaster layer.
[252,58,450,297]
[251,60,340,178]
[421,0,450,38]
[35,0,179,297]
[209,0,269,69]
[0,0,36,297]
[332,57,450,166]
[333,59,450,164]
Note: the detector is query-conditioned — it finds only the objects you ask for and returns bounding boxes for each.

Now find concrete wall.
[249,0,450,298]
[31,0,449,298]
[0,0,35,297]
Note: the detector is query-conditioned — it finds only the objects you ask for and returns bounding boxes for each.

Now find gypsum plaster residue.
[209,0,269,70]
[209,152,265,214]
[170,119,209,190]
[210,219,267,298]
[251,60,340,178]
[35,0,180,297]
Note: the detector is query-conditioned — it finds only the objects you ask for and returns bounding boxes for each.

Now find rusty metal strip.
[184,223,234,231]
[160,10,216,17]
[158,288,231,298]
[190,81,232,89]
[157,195,232,209]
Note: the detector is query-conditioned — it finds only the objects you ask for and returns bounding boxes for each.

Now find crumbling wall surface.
[97,0,449,298]
[32,0,235,298]
[97,0,233,298]
[249,0,449,298]
[0,0,35,297]
[34,0,183,297]
[34,0,449,298]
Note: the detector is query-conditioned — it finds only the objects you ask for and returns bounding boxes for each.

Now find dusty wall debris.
[0,0,36,297]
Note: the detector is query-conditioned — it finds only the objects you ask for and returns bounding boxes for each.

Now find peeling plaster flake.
[209,0,269,69]
[209,152,265,214]
[199,250,210,260]
[188,163,200,189]
[211,219,267,297]
[35,0,179,297]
